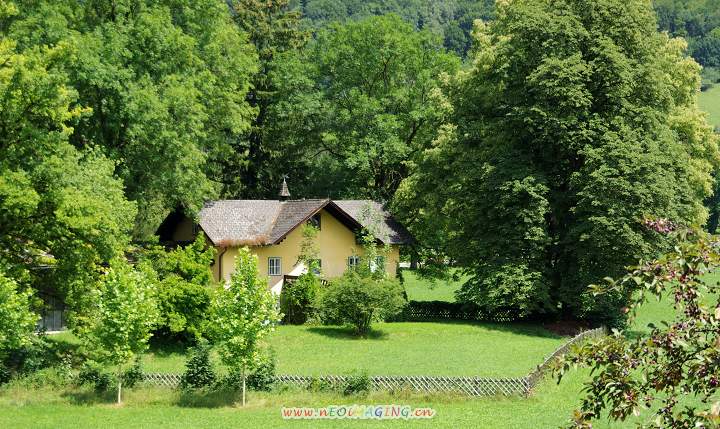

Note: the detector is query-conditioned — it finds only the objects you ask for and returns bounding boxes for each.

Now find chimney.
[279,176,291,200]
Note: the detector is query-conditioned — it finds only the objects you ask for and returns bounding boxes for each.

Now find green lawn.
[0,369,631,429]
[268,322,563,377]
[56,321,566,377]
[402,269,465,302]
[19,272,713,428]
[699,85,720,128]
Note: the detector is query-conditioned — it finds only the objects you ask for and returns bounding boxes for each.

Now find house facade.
[158,197,413,294]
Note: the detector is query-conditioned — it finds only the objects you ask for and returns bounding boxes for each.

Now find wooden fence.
[142,327,605,397]
[392,300,517,322]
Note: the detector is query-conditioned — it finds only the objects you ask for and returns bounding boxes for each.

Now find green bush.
[3,334,67,376]
[307,376,334,392]
[279,273,321,325]
[317,271,406,335]
[180,341,216,390]
[0,363,10,386]
[121,358,144,388]
[343,371,371,396]
[217,349,276,392]
[246,349,276,391]
[142,236,215,341]
[77,361,112,392]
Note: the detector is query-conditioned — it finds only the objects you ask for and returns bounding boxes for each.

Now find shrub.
[0,363,10,386]
[279,273,321,325]
[217,349,276,392]
[317,272,406,335]
[142,235,215,341]
[0,272,38,363]
[121,358,144,388]
[343,371,371,396]
[307,376,334,392]
[246,349,276,391]
[180,341,216,390]
[78,361,112,393]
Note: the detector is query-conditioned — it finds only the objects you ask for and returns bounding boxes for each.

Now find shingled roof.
[197,199,413,247]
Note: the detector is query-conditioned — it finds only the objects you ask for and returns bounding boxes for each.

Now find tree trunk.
[242,368,246,407]
[117,378,122,405]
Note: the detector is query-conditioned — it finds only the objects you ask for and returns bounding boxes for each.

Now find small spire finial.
[279,175,290,200]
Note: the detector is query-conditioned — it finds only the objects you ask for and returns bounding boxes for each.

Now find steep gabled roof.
[198,200,281,247]
[195,199,413,247]
[333,200,414,245]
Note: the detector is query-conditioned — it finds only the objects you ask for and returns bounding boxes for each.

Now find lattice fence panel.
[144,373,182,388]
[526,327,606,387]
[274,375,531,397]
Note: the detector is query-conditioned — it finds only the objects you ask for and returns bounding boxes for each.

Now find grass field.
[699,85,720,128]
[7,272,710,428]
[0,369,631,429]
[54,321,566,377]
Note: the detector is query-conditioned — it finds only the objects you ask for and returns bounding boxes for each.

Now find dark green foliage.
[180,341,216,390]
[318,271,407,335]
[121,358,144,389]
[396,0,719,325]
[0,363,10,386]
[343,371,371,396]
[655,0,720,66]
[291,0,495,57]
[222,0,309,199]
[217,349,276,391]
[279,273,321,325]
[77,362,112,393]
[246,350,276,391]
[2,334,74,377]
[391,300,516,322]
[142,236,215,341]
[5,0,258,238]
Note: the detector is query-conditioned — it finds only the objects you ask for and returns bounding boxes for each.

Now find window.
[268,257,281,276]
[347,256,360,270]
[371,256,385,273]
[308,213,321,230]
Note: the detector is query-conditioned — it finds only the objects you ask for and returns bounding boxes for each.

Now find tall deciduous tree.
[6,0,258,237]
[80,261,159,404]
[396,0,719,324]
[0,9,137,321]
[275,14,459,200]
[224,0,308,198]
[207,248,280,406]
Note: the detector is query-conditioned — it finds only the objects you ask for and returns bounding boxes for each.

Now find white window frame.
[347,255,360,269]
[268,257,282,276]
[371,256,385,273]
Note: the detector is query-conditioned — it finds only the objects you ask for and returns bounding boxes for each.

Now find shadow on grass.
[147,336,190,358]
[399,318,565,339]
[61,389,116,405]
[306,326,389,340]
[176,388,240,408]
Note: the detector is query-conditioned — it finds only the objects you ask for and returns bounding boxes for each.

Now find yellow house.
[158,197,413,294]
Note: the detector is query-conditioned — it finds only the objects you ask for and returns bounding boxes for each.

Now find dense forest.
[1,0,718,325]
[291,0,720,67]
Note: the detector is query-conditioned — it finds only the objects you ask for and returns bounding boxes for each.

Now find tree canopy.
[271,14,460,200]
[6,0,258,237]
[0,14,137,319]
[395,0,719,324]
